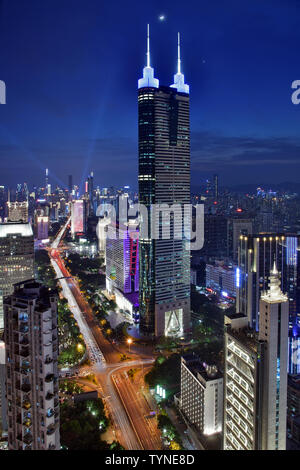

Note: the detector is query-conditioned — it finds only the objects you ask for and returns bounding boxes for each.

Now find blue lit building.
[138,26,191,337]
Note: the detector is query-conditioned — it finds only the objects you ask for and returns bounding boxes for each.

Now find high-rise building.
[223,266,289,450]
[0,186,5,221]
[138,26,190,337]
[236,233,300,329]
[227,217,253,262]
[180,355,223,438]
[258,263,289,450]
[7,201,28,223]
[206,261,236,297]
[213,174,218,201]
[71,200,86,236]
[0,222,34,330]
[202,214,228,260]
[34,215,49,241]
[68,175,73,194]
[106,219,139,295]
[223,312,266,450]
[0,340,7,437]
[4,280,60,450]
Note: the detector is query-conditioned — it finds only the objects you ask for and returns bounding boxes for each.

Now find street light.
[127,338,133,353]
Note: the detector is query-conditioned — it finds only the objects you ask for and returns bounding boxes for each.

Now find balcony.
[45,374,54,383]
[47,425,56,436]
[46,392,54,401]
[23,418,32,428]
[23,433,33,445]
[22,400,31,410]
[20,348,30,358]
[20,338,29,346]
[21,383,31,393]
[46,409,54,418]
[45,357,53,365]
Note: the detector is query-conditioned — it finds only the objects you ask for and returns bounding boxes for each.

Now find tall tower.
[258,262,289,450]
[4,280,60,450]
[138,26,191,337]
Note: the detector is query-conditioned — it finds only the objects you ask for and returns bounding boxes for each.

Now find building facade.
[236,233,300,330]
[138,26,191,337]
[4,281,60,450]
[7,201,28,223]
[180,355,223,437]
[258,263,289,450]
[0,222,34,330]
[223,313,266,450]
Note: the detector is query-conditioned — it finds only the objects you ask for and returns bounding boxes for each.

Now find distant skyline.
[1,0,300,190]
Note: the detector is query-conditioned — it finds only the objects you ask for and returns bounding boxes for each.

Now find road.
[112,367,162,450]
[50,222,160,450]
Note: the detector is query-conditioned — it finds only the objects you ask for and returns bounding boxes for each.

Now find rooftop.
[0,222,33,238]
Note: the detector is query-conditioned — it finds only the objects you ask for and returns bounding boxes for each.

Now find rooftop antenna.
[170,32,189,94]
[138,23,159,89]
[177,32,181,74]
[147,23,150,67]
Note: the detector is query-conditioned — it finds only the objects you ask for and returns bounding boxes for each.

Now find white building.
[4,280,60,450]
[258,262,289,450]
[180,355,223,437]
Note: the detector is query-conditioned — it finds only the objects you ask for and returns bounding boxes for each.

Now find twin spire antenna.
[138,24,189,93]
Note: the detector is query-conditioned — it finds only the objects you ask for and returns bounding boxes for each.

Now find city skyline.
[1,1,300,190]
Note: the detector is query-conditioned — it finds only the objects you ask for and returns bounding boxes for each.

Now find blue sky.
[0,0,300,191]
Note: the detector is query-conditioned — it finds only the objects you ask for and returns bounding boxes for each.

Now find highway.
[49,221,160,450]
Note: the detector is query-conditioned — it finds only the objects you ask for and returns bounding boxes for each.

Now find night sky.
[1,0,300,192]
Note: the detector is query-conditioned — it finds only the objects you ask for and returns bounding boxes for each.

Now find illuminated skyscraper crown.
[138,24,159,89]
[261,261,288,303]
[170,33,189,94]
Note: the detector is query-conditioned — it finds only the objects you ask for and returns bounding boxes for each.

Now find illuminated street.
[50,222,158,449]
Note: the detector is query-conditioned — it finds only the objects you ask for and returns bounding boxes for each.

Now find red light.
[236,208,243,212]
[213,201,217,205]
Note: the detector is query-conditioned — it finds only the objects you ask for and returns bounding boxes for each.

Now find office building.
[236,233,300,329]
[223,312,266,450]
[138,26,190,337]
[227,217,253,262]
[71,200,86,236]
[206,261,236,297]
[4,280,60,450]
[34,215,49,241]
[202,214,228,260]
[106,219,139,295]
[180,355,223,437]
[258,263,289,450]
[0,222,34,330]
[224,266,289,450]
[287,374,300,425]
[0,340,7,436]
[7,201,28,223]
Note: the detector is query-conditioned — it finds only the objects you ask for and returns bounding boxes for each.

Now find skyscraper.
[223,266,289,450]
[138,26,190,337]
[4,280,60,450]
[236,233,300,329]
[258,263,289,450]
[0,222,34,331]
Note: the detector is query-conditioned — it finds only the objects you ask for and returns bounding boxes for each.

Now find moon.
[159,14,166,21]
